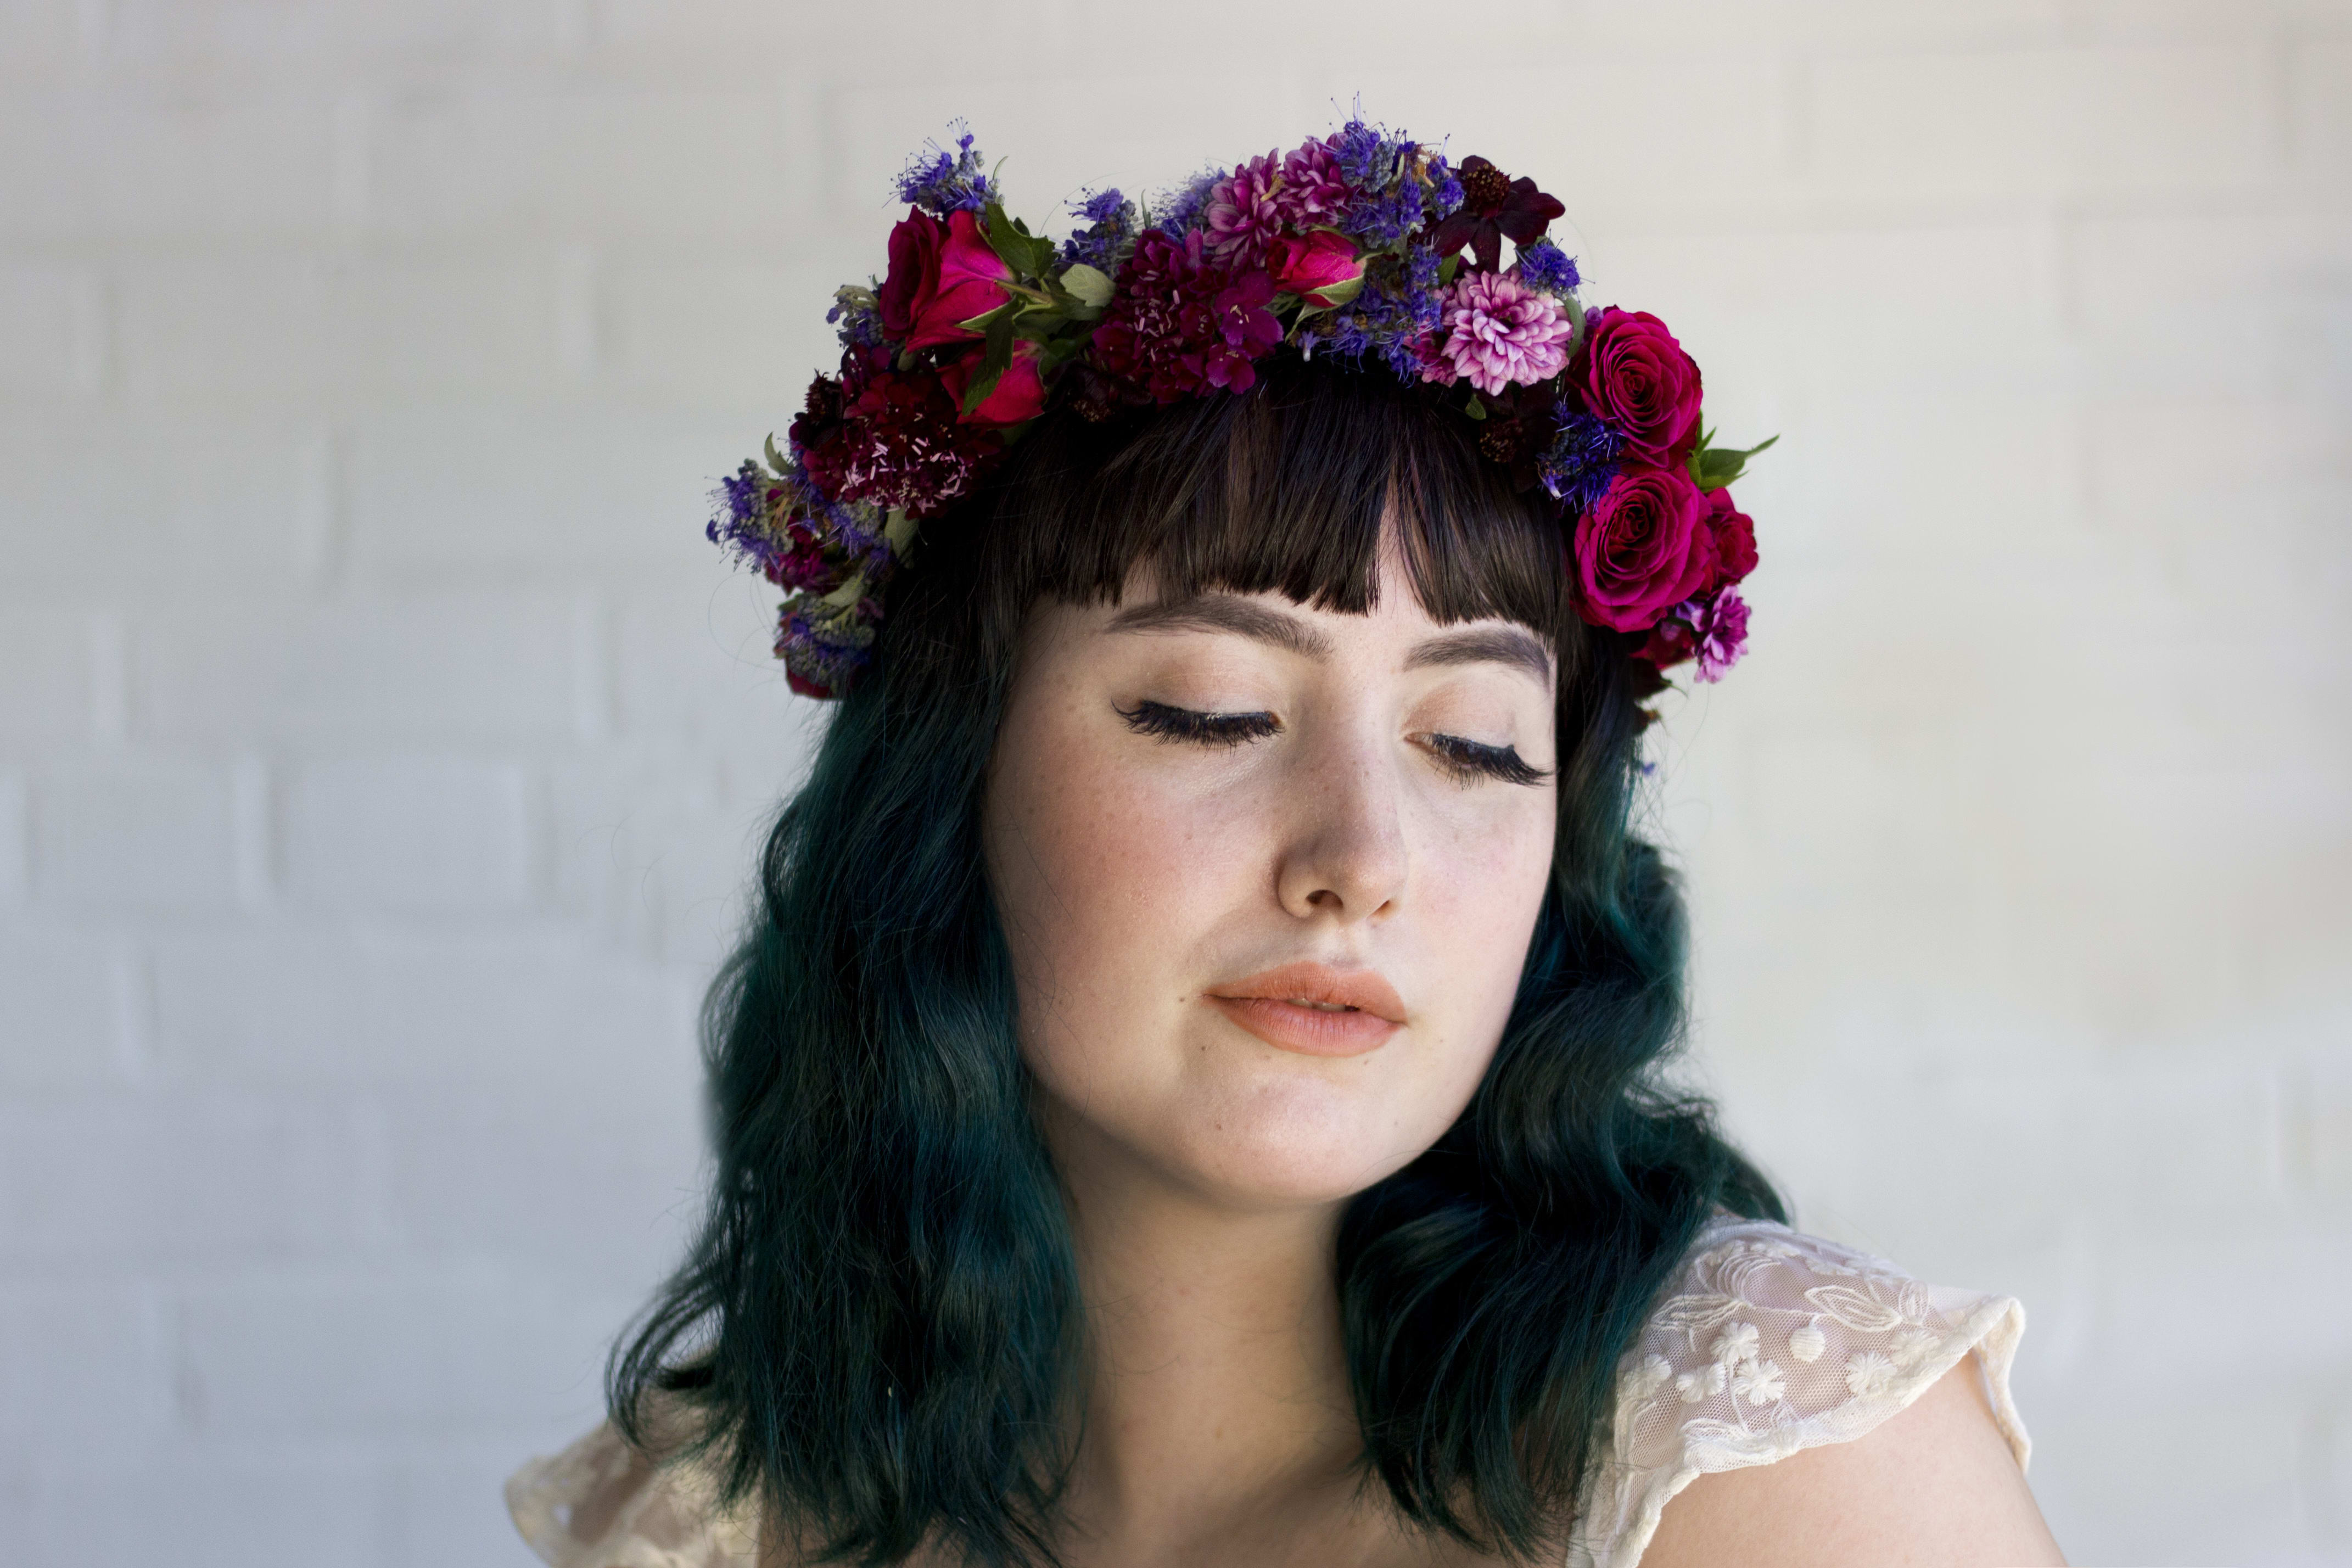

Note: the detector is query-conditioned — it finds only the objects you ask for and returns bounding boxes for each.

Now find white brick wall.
[1,2,2344,1563]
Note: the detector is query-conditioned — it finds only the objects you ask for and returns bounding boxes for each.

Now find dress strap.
[1567,1216,2030,1568]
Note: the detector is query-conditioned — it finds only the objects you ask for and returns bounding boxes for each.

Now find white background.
[2,1,2348,1563]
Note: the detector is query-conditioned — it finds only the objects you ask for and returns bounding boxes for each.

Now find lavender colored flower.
[826,287,885,349]
[1201,150,1284,264]
[1061,187,1138,271]
[1427,270,1576,395]
[1516,239,1581,295]
[895,126,993,216]
[1685,587,1750,682]
[1153,165,1227,241]
[1538,411,1625,513]
[1331,116,1413,193]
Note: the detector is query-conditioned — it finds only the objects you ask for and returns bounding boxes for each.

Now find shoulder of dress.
[1565,1214,2032,1568]
[506,1419,762,1568]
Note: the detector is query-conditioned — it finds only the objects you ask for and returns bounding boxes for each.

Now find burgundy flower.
[1571,307,1704,467]
[938,339,1046,427]
[796,365,992,516]
[877,207,1017,351]
[1704,485,1757,589]
[1202,151,1283,265]
[1572,462,1715,634]
[1091,229,1283,402]
[1273,137,1351,227]
[1265,229,1364,307]
[1429,155,1565,272]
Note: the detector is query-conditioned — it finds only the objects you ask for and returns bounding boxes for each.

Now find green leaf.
[961,306,1018,416]
[981,201,1038,279]
[1687,432,1777,492]
[1463,394,1487,422]
[763,434,788,476]
[1438,254,1461,286]
[1059,262,1114,307]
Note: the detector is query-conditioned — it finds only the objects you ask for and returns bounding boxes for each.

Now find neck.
[1047,1116,1372,1558]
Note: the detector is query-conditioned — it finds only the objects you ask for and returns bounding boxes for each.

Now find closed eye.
[1414,732,1552,788]
[1117,699,1280,748]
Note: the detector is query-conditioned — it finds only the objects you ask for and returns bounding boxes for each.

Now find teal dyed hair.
[611,357,1788,1565]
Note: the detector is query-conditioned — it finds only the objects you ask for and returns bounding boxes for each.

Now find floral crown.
[709,116,1773,700]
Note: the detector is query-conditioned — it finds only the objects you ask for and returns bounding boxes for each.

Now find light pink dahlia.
[1201,150,1283,265]
[1272,137,1351,227]
[1426,270,1575,395]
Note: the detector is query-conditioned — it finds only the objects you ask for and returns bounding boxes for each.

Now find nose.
[1272,719,1409,925]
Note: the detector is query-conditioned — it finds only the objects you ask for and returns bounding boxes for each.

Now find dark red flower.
[1429,155,1565,273]
[795,365,993,516]
[1091,228,1284,403]
[1704,485,1757,589]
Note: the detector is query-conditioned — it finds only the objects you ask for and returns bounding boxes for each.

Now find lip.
[1203,961,1407,1057]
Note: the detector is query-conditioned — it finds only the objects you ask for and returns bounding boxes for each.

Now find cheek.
[1413,794,1556,1046]
[983,696,1251,1078]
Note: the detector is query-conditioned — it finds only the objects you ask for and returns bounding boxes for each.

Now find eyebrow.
[1104,593,1553,688]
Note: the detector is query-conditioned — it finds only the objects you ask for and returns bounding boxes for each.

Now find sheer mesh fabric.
[507,1216,2029,1568]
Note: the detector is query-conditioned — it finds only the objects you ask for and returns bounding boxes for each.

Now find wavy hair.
[610,355,1788,1565]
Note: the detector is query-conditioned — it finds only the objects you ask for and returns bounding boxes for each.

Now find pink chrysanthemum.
[1201,150,1284,264]
[1272,137,1351,227]
[1689,587,1751,681]
[1426,270,1575,396]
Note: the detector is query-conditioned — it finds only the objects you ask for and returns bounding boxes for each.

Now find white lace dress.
[506,1213,2031,1568]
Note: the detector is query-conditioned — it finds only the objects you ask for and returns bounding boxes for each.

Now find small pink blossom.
[1273,137,1351,226]
[1426,270,1575,395]
[1201,150,1283,265]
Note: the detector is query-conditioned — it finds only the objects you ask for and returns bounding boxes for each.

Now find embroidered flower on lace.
[1709,1322,1760,1367]
[1628,1353,1673,1404]
[1888,1325,1939,1370]
[1731,1357,1786,1407]
[1675,1362,1726,1404]
[1845,1349,1899,1398]
[1786,1324,1827,1363]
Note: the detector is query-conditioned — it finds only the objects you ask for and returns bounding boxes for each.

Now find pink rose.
[1704,486,1757,589]
[1572,463,1715,633]
[880,208,1017,352]
[938,340,1046,427]
[1574,307,1704,467]
[1265,231,1364,307]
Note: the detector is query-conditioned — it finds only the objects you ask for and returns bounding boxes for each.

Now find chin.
[1156,1077,1446,1211]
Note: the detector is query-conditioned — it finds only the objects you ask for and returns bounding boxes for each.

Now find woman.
[508,121,2064,1567]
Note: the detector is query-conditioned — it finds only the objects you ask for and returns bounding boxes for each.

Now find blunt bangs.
[937,355,1576,690]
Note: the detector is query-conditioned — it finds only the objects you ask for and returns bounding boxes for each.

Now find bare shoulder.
[1637,1350,2067,1568]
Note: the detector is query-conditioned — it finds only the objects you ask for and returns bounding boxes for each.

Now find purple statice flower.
[1317,264,1446,382]
[826,287,884,350]
[1537,411,1625,514]
[895,126,993,216]
[1427,270,1576,394]
[1516,239,1580,295]
[1152,165,1227,242]
[1684,586,1750,682]
[1201,149,1283,265]
[1331,115,1413,193]
[1061,187,1137,272]
[1273,137,1351,227]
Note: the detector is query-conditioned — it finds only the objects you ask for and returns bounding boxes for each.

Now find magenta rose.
[1574,307,1704,467]
[878,208,1017,352]
[1571,463,1715,633]
[1704,486,1757,589]
[938,339,1046,427]
[1265,230,1364,307]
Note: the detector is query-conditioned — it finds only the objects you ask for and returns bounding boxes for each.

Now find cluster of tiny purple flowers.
[707,115,1773,699]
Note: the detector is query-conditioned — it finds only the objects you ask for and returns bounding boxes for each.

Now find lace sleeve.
[505,1420,762,1568]
[1567,1217,2032,1568]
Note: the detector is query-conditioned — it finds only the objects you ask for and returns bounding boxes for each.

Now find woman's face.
[982,525,1560,1212]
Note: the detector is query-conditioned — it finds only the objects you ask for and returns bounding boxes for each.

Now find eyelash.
[1116,700,1550,787]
